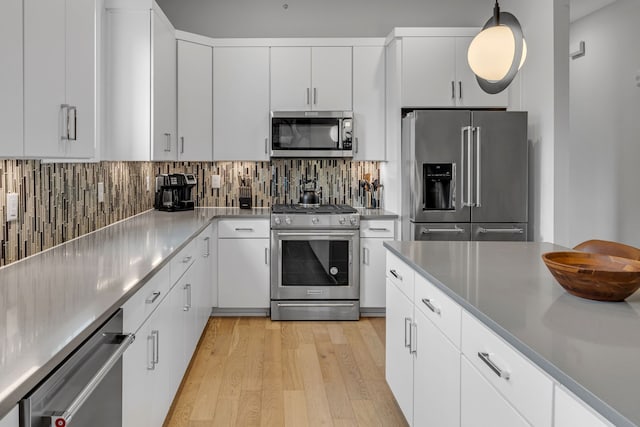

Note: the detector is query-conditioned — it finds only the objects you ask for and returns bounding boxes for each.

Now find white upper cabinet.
[103,1,176,161]
[0,0,23,158]
[213,46,270,161]
[24,0,97,158]
[402,36,508,108]
[177,40,213,161]
[270,46,352,111]
[353,46,386,160]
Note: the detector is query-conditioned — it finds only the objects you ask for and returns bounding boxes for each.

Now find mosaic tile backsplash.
[0,159,380,267]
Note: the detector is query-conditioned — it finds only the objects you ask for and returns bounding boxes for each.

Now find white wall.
[568,0,640,247]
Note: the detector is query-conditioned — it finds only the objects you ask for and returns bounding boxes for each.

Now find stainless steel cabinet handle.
[368,228,390,232]
[265,137,269,154]
[478,227,524,234]
[410,322,417,354]
[153,330,160,364]
[148,330,160,370]
[404,317,412,348]
[421,226,464,234]
[422,298,441,315]
[182,256,193,263]
[145,291,161,304]
[164,133,171,152]
[45,333,135,425]
[389,269,402,280]
[475,126,482,207]
[313,87,317,105]
[306,88,310,105]
[183,284,192,311]
[60,104,70,141]
[478,352,510,380]
[204,236,211,257]
[235,227,254,232]
[355,137,359,153]
[68,106,78,141]
[459,81,463,100]
[451,81,455,99]
[180,136,185,154]
[265,247,269,265]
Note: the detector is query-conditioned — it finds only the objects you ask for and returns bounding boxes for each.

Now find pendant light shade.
[467,1,527,94]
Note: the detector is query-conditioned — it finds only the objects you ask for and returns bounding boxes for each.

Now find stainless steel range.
[270,204,360,320]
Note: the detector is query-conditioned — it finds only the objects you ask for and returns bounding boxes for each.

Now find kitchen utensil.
[239,176,252,209]
[573,239,640,261]
[541,251,640,301]
[299,179,321,206]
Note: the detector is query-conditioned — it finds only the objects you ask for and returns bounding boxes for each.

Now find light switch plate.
[98,182,104,203]
[212,175,221,189]
[7,193,18,222]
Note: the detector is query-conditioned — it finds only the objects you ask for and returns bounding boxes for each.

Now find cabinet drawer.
[461,311,553,427]
[414,273,461,349]
[171,238,197,284]
[386,251,415,300]
[218,219,270,238]
[122,264,171,333]
[360,220,395,238]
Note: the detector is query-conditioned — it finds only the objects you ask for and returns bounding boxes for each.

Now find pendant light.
[467,1,527,94]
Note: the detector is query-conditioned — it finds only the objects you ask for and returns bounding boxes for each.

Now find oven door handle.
[276,303,356,308]
[274,231,358,237]
[43,333,135,426]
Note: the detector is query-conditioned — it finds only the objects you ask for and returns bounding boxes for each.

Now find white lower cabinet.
[413,307,460,427]
[0,406,18,427]
[460,356,529,427]
[554,386,612,427]
[360,220,395,310]
[217,219,270,310]
[385,278,415,423]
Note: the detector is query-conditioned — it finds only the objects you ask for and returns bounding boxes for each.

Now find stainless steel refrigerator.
[401,110,528,242]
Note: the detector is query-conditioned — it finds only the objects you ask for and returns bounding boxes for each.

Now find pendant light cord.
[493,1,500,25]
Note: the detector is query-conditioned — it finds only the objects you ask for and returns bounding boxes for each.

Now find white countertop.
[385,240,640,427]
[0,207,269,418]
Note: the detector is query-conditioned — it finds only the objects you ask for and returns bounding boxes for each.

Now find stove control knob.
[339,216,346,225]
[350,216,358,226]
[312,216,319,225]
[285,216,292,225]
[274,217,282,225]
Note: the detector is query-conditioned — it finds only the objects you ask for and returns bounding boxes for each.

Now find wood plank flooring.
[164,317,408,427]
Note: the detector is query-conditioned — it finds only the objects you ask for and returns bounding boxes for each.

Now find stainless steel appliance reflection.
[402,110,529,242]
[271,204,360,320]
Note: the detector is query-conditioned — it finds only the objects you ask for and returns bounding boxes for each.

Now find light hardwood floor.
[164,317,408,427]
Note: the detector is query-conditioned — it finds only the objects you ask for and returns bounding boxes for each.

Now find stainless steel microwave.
[270,111,353,158]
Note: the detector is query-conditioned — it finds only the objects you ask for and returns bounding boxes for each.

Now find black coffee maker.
[154,173,196,211]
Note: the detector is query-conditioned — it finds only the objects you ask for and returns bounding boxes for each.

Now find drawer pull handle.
[390,269,402,281]
[235,227,254,232]
[145,291,161,304]
[368,227,390,232]
[421,298,441,315]
[478,352,510,380]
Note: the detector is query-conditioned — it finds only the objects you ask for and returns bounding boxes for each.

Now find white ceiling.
[570,0,616,22]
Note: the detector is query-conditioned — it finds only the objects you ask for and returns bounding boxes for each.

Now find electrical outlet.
[212,174,221,189]
[98,182,104,203]
[7,193,18,222]
[146,175,150,191]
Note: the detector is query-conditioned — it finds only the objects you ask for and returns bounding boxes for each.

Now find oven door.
[271,229,360,300]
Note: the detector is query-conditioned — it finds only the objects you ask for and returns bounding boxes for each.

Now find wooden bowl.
[573,239,640,261]
[541,251,640,301]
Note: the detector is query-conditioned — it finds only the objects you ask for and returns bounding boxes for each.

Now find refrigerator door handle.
[461,126,474,207]
[475,126,482,207]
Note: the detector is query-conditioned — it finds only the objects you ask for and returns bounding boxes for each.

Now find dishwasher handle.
[44,333,135,426]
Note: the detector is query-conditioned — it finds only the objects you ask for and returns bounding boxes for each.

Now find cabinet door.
[460,356,529,427]
[151,9,177,161]
[554,386,611,427]
[361,238,389,308]
[24,0,67,157]
[413,308,460,427]
[122,317,152,427]
[402,37,456,108]
[0,406,18,427]
[65,0,96,158]
[385,279,414,424]
[311,46,352,111]
[0,0,23,158]
[178,41,213,161]
[353,46,385,160]
[218,238,270,308]
[270,46,311,111]
[214,47,270,160]
[454,37,509,108]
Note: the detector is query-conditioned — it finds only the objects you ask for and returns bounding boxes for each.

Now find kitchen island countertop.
[0,207,269,419]
[384,240,640,427]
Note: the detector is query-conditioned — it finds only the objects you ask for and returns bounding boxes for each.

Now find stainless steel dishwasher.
[19,309,134,427]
